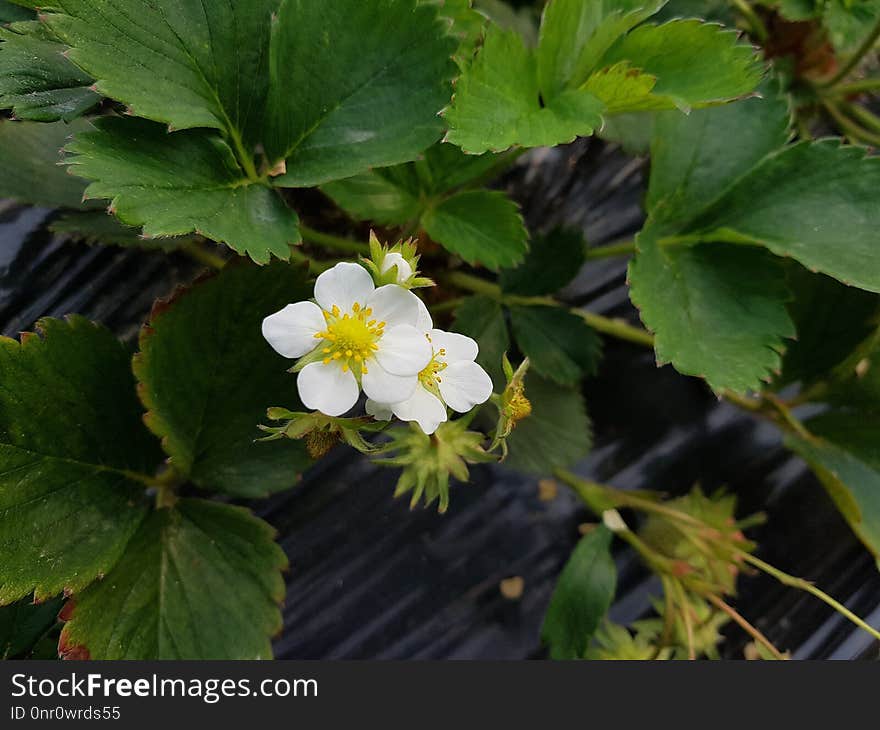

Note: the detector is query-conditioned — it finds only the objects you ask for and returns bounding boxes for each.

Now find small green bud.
[361,231,434,289]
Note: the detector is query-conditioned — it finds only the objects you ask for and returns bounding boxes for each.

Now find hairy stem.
[182,242,227,270]
[740,552,880,643]
[299,225,371,255]
[707,594,787,660]
[584,239,636,260]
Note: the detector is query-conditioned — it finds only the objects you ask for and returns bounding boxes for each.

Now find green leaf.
[599,19,762,112]
[422,189,528,269]
[423,0,487,66]
[452,295,510,389]
[322,168,423,228]
[1,595,63,659]
[504,373,592,475]
[629,227,795,393]
[500,228,586,296]
[0,0,34,22]
[776,265,879,389]
[266,0,456,186]
[38,0,277,146]
[581,61,659,114]
[0,317,160,604]
[541,524,616,660]
[824,0,880,52]
[49,210,191,251]
[59,499,287,659]
[684,141,880,294]
[647,85,792,222]
[510,305,602,385]
[536,0,665,98]
[133,261,313,498]
[0,21,99,121]
[65,116,299,263]
[322,142,519,266]
[445,26,604,154]
[786,412,880,559]
[0,118,90,208]
[825,339,880,411]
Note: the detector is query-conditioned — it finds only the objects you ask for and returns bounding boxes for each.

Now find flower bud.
[361,231,434,289]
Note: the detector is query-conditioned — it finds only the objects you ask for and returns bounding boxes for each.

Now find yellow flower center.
[418,347,447,388]
[313,302,384,374]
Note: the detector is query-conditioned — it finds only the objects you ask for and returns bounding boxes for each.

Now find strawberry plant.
[1,0,880,660]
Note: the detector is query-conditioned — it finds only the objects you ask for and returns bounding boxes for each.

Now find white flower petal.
[438,360,493,413]
[362,362,417,404]
[416,295,433,333]
[375,324,432,376]
[392,385,448,435]
[430,329,478,363]
[314,262,375,313]
[365,398,393,421]
[261,301,325,358]
[366,285,422,327]
[297,361,359,417]
[380,252,413,283]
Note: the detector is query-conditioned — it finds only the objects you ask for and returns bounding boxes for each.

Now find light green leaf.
[423,0,487,66]
[504,373,592,475]
[510,305,602,385]
[629,227,795,393]
[38,0,277,146]
[134,261,312,498]
[0,21,99,121]
[647,85,792,221]
[65,116,299,263]
[537,0,665,98]
[685,141,880,294]
[600,19,762,112]
[59,499,287,659]
[500,228,586,296]
[0,118,90,208]
[266,0,456,186]
[0,317,160,604]
[542,524,616,660]
[452,295,510,389]
[582,61,658,114]
[445,26,604,153]
[422,189,528,269]
[1,595,63,659]
[786,412,880,559]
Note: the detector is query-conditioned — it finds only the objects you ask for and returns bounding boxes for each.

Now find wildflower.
[262,262,432,417]
[366,327,493,434]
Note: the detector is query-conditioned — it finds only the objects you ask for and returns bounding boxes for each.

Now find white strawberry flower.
[366,316,494,435]
[262,262,432,417]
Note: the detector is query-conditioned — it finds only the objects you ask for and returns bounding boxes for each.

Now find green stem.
[577,311,655,347]
[732,0,769,43]
[844,101,880,134]
[584,239,636,260]
[825,78,880,96]
[299,225,370,255]
[288,247,337,273]
[741,552,880,643]
[182,242,227,270]
[707,594,787,660]
[824,101,880,145]
[821,16,880,88]
[228,126,260,182]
